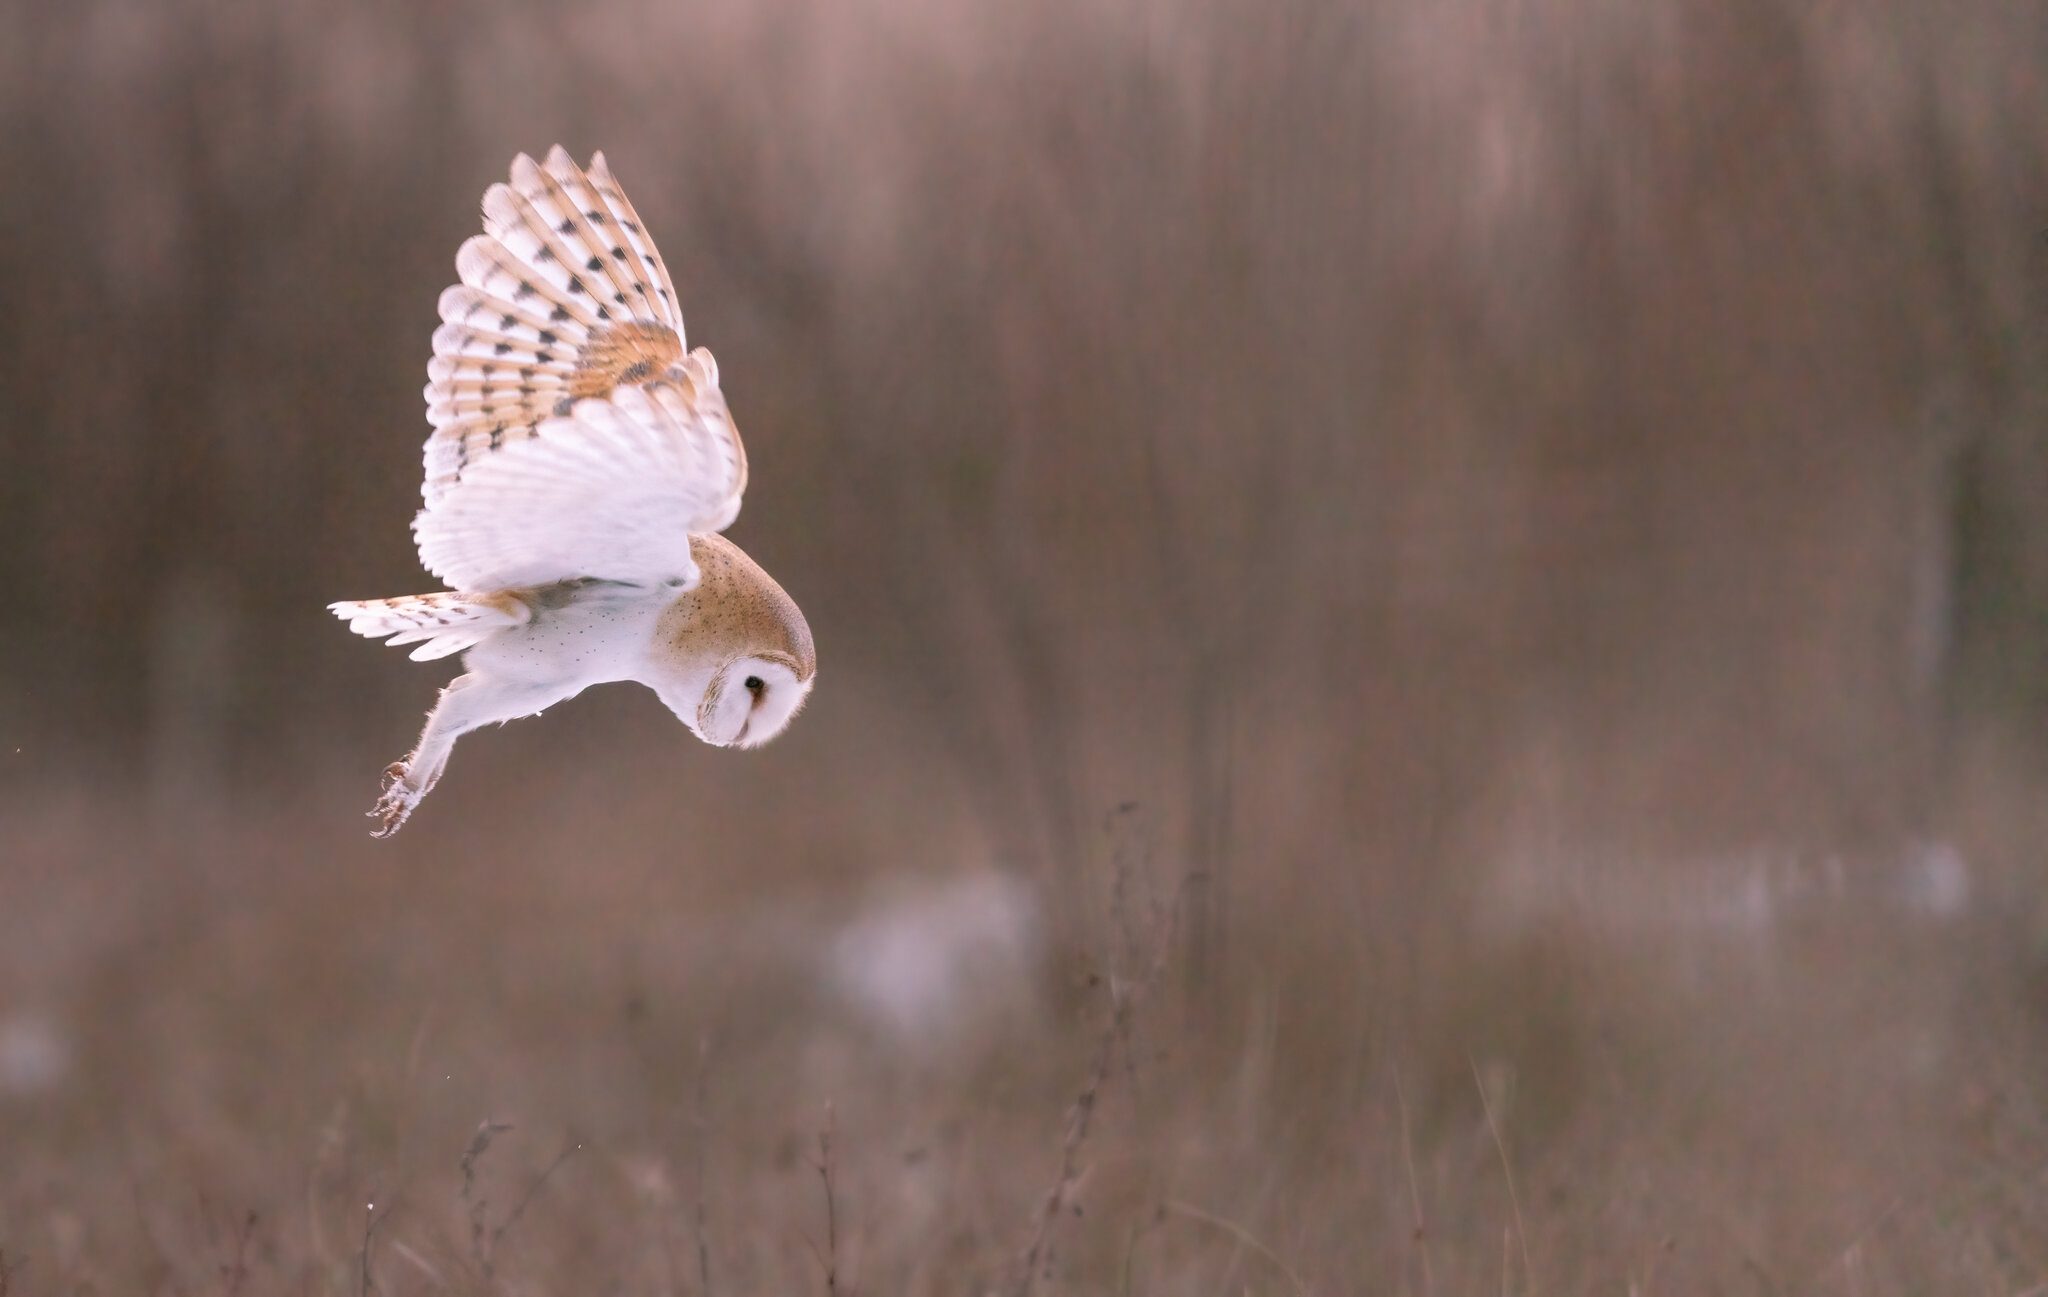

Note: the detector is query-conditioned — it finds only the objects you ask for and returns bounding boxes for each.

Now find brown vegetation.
[3,0,2047,1291]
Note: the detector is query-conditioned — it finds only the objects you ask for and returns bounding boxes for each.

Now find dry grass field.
[4,0,2048,1292]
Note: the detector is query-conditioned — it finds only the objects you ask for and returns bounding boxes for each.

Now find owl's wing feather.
[413,148,746,592]
[506,150,681,332]
[584,151,683,328]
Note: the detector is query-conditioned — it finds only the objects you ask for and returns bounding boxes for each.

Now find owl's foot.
[369,761,426,838]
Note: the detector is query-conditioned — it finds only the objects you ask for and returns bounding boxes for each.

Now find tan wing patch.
[570,321,686,400]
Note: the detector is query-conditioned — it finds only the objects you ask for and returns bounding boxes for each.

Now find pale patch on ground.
[823,870,1041,1044]
[0,1010,71,1098]
[1480,838,1977,942]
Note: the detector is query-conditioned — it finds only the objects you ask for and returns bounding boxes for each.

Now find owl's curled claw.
[369,761,426,839]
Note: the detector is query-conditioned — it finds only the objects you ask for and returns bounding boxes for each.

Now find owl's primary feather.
[413,147,745,591]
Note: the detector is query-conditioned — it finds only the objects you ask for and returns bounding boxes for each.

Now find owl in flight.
[331,147,815,838]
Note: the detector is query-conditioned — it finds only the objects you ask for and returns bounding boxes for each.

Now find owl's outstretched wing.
[412,147,747,593]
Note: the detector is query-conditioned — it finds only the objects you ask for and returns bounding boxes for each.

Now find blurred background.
[4,0,2048,1291]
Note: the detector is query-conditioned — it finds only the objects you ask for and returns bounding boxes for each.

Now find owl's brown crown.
[664,533,816,680]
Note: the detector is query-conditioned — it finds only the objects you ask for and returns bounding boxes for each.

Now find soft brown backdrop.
[3,1,2047,1292]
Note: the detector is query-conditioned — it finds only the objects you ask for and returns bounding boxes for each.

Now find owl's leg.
[369,673,576,837]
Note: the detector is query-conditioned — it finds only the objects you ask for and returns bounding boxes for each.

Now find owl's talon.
[369,762,423,838]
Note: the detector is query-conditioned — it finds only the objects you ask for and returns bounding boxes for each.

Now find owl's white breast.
[461,583,673,691]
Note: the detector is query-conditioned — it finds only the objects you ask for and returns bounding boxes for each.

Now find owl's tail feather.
[328,591,530,662]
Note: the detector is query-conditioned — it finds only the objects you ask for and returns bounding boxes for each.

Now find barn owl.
[330,147,815,838]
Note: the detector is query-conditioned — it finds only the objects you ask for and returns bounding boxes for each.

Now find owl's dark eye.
[744,676,764,694]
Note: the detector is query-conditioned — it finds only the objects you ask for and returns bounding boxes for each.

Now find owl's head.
[695,651,813,748]
[653,534,817,750]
